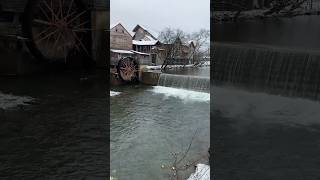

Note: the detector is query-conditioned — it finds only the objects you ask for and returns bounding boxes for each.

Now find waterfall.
[158,73,210,92]
[213,42,320,99]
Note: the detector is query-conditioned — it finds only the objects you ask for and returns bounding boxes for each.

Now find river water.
[0,72,108,179]
[213,86,320,180]
[111,67,210,179]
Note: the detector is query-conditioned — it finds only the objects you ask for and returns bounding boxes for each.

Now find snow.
[145,35,157,41]
[0,91,34,109]
[110,23,119,29]
[130,31,136,37]
[130,50,150,56]
[150,86,210,102]
[138,24,159,39]
[145,64,195,70]
[110,91,121,97]
[132,40,159,46]
[187,164,210,180]
[110,49,134,54]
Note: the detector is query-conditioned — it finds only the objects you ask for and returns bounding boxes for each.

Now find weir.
[158,73,210,92]
[213,42,320,99]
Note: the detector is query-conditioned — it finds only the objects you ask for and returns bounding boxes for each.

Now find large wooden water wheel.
[22,0,90,62]
[117,57,139,82]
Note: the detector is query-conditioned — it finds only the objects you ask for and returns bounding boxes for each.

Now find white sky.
[110,0,210,34]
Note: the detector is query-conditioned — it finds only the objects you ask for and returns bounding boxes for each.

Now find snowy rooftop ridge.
[110,49,134,54]
[131,50,150,56]
[133,24,159,40]
[132,40,159,46]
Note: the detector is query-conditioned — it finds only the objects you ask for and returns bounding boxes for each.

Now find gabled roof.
[110,23,133,37]
[132,24,159,40]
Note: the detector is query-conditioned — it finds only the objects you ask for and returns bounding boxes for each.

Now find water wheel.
[117,57,139,82]
[22,0,90,62]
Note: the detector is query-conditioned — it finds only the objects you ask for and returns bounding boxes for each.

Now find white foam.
[150,86,210,102]
[110,91,121,97]
[0,91,34,109]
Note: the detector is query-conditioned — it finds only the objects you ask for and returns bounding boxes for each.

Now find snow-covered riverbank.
[0,92,34,109]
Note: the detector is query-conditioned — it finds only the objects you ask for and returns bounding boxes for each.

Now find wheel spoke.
[35,28,58,43]
[39,3,51,22]
[66,0,74,18]
[33,19,52,26]
[67,10,86,24]
[72,31,89,55]
[43,0,60,23]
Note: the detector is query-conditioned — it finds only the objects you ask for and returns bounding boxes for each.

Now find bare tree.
[161,130,209,180]
[188,29,210,65]
[157,28,187,70]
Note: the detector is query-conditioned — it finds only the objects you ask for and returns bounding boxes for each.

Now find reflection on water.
[214,15,320,49]
[213,86,320,180]
[0,73,108,179]
[111,85,209,180]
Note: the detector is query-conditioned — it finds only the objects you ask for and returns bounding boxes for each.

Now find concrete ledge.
[140,71,161,85]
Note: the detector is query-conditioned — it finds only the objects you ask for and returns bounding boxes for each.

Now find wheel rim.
[30,0,89,61]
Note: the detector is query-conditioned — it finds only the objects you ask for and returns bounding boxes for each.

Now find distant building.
[110,23,134,66]
[156,38,196,65]
[131,25,160,65]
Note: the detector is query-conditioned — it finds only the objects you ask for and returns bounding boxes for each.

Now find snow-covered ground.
[187,164,210,180]
[149,86,210,102]
[110,91,121,97]
[145,62,210,71]
[0,91,34,109]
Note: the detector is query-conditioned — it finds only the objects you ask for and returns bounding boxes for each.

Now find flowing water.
[158,74,210,93]
[0,72,108,179]
[213,42,320,99]
[111,67,210,180]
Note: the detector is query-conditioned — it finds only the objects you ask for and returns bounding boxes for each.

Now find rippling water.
[213,86,320,180]
[0,73,108,179]
[110,85,210,180]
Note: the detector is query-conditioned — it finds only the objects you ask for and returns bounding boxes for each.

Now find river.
[110,67,210,179]
[0,72,108,179]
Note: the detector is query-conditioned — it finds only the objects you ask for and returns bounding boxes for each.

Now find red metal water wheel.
[117,57,139,82]
[22,0,89,62]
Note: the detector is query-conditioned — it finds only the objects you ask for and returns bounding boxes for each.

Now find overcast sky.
[110,0,210,34]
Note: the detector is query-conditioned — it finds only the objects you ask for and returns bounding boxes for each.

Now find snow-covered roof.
[140,25,159,39]
[130,50,150,56]
[130,31,136,37]
[132,40,159,46]
[110,23,119,29]
[145,35,157,41]
[133,24,159,40]
[110,23,133,37]
[110,49,134,54]
[188,40,195,45]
